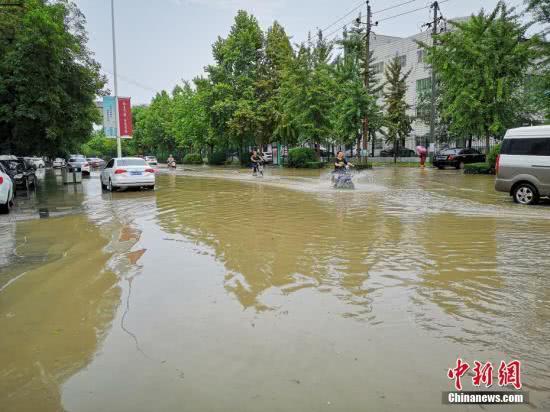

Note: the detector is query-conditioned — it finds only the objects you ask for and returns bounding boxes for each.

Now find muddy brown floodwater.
[0,167,549,411]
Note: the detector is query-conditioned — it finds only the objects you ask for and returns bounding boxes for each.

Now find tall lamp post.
[111,0,121,158]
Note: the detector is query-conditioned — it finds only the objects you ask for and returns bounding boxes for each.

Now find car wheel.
[149,185,155,190]
[513,183,539,206]
[101,178,107,190]
[457,161,465,170]
[107,178,114,192]
[0,198,10,214]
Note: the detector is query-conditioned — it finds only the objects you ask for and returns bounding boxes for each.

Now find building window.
[372,62,384,74]
[416,77,432,95]
[417,49,426,63]
[398,55,407,68]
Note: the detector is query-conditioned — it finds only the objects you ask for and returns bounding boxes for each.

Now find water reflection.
[154,178,388,316]
[0,215,120,412]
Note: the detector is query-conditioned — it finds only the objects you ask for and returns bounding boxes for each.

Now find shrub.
[353,161,373,171]
[287,147,317,168]
[240,152,252,167]
[487,143,501,169]
[464,162,493,175]
[208,150,227,165]
[182,153,203,165]
[305,161,324,169]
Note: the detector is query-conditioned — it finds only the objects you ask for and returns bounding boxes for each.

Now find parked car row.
[0,162,15,214]
[432,148,486,169]
[0,155,37,192]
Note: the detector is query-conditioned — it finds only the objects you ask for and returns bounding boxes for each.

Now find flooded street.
[1,167,549,411]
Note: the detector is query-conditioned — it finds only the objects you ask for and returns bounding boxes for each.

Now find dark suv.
[0,155,37,191]
[433,148,486,169]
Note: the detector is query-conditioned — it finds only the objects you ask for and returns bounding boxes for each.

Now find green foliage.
[208,150,227,165]
[287,147,317,168]
[382,57,412,161]
[487,143,501,169]
[80,131,118,158]
[240,151,253,167]
[182,153,203,165]
[464,163,493,174]
[0,0,106,156]
[425,3,540,152]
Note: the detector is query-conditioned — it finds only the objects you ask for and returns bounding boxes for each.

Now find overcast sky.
[73,0,529,104]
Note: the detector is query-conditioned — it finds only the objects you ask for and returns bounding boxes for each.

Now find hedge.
[208,150,227,165]
[464,162,493,174]
[182,153,203,165]
[287,147,317,168]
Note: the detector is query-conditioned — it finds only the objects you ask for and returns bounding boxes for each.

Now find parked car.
[25,157,45,169]
[379,148,417,158]
[144,156,158,167]
[52,158,66,168]
[100,157,156,191]
[260,152,273,163]
[0,162,15,214]
[495,125,550,205]
[67,156,91,175]
[432,148,486,169]
[86,157,105,168]
[0,155,37,190]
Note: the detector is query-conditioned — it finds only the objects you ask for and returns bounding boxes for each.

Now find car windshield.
[69,158,82,162]
[117,159,147,166]
[440,149,460,155]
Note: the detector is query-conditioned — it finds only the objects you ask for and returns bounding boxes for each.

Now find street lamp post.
[110,0,121,158]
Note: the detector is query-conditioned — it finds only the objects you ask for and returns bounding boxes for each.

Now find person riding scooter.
[167,154,176,168]
[332,151,355,189]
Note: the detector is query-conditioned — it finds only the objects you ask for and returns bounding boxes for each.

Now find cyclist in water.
[251,150,263,176]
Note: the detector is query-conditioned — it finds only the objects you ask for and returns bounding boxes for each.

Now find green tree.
[427,2,539,152]
[205,10,264,155]
[382,57,412,163]
[525,0,550,122]
[0,0,106,156]
[257,21,293,146]
[332,21,383,157]
[278,31,336,152]
[171,82,209,152]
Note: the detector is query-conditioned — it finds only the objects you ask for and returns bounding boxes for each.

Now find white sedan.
[100,157,155,191]
[0,163,15,214]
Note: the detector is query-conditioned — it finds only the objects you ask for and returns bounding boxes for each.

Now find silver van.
[495,125,550,205]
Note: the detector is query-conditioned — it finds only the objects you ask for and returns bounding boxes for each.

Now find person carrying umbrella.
[416,145,427,168]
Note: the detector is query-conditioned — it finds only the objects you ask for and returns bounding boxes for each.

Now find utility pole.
[111,0,121,158]
[360,1,376,161]
[429,1,439,148]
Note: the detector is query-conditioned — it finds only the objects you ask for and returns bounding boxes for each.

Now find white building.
[370,29,434,152]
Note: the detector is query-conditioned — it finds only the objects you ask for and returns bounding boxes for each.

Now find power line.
[373,0,420,15]
[376,0,451,23]
[320,0,366,33]
[104,70,157,92]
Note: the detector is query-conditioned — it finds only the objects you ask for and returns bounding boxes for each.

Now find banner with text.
[118,97,133,138]
[102,96,117,138]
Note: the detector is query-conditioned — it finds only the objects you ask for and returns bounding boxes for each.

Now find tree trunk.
[371,131,375,158]
[485,135,490,154]
[393,138,398,164]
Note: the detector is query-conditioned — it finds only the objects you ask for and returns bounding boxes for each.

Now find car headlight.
[15,174,23,179]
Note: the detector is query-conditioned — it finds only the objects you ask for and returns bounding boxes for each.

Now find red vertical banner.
[118,97,133,138]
